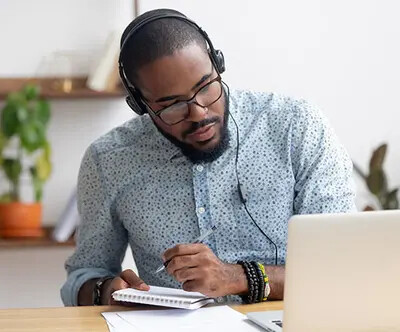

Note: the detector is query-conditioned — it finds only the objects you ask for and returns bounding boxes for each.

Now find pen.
[155,225,218,274]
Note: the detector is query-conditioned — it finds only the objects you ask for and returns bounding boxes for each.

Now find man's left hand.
[162,243,248,297]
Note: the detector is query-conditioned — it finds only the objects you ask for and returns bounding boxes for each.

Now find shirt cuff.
[60,267,115,306]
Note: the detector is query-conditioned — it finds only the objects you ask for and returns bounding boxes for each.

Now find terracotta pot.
[0,202,44,238]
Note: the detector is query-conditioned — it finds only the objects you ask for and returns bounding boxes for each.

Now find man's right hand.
[101,269,150,305]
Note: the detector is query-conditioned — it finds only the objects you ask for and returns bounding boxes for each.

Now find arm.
[60,146,129,306]
[290,100,356,214]
[78,269,149,305]
[162,243,285,300]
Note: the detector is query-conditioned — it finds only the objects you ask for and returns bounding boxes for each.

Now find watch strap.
[93,276,114,305]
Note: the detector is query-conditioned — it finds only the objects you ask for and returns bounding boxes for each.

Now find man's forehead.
[136,45,213,101]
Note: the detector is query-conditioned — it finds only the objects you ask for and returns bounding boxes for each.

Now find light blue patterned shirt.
[61,89,355,306]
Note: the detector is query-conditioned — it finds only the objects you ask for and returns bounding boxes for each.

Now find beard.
[156,91,230,164]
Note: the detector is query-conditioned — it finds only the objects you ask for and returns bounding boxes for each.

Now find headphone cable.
[224,84,279,265]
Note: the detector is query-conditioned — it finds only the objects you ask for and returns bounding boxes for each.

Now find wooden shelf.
[0,77,125,100]
[0,227,75,248]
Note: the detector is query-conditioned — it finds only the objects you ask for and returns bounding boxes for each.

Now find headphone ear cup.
[126,95,147,116]
[214,49,225,74]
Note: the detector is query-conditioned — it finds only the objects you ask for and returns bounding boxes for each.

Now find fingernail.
[138,283,148,290]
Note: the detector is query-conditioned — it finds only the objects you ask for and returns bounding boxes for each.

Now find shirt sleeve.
[290,100,356,214]
[60,145,128,306]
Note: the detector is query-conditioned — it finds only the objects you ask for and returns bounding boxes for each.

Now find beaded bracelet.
[251,261,265,303]
[257,262,270,301]
[238,260,270,303]
[238,260,266,303]
[247,261,259,304]
[238,260,256,303]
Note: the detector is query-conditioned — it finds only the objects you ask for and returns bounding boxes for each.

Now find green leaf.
[0,131,6,151]
[35,149,52,181]
[19,120,46,152]
[16,105,29,122]
[369,144,387,172]
[0,132,5,167]
[1,104,20,137]
[3,159,22,183]
[352,162,367,180]
[33,100,51,125]
[43,140,51,159]
[31,170,44,202]
[366,169,387,196]
[23,84,40,100]
[383,189,399,210]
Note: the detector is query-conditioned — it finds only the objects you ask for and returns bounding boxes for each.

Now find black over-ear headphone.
[118,12,225,116]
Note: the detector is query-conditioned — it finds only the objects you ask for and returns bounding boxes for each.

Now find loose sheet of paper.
[102,305,264,332]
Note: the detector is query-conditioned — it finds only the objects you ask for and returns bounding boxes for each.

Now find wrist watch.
[93,276,114,305]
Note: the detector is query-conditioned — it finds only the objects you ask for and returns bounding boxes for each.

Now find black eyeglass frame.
[139,75,224,126]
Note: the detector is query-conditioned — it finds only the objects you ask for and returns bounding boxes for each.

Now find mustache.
[182,116,220,138]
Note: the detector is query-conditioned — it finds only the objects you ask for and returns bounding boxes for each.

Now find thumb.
[120,269,150,291]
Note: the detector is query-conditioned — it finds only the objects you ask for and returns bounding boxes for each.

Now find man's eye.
[159,102,176,108]
[199,84,211,94]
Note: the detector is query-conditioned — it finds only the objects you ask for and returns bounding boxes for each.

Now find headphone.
[118,12,226,116]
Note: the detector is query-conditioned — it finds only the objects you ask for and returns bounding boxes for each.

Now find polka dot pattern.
[61,89,356,306]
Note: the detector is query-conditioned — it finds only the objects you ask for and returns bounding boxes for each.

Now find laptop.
[247,210,400,331]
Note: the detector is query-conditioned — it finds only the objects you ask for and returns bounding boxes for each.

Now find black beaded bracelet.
[247,262,259,304]
[251,261,265,303]
[238,261,252,303]
[238,260,260,304]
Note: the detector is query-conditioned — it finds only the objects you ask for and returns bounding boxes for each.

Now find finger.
[166,254,198,275]
[174,266,200,283]
[120,269,150,290]
[108,277,129,305]
[163,243,208,262]
[182,279,206,293]
[111,277,129,292]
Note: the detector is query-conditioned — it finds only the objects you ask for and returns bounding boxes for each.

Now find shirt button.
[198,207,205,214]
[196,165,204,172]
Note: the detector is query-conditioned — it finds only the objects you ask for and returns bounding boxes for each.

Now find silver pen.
[155,225,218,274]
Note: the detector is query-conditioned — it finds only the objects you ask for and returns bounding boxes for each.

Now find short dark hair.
[120,9,208,84]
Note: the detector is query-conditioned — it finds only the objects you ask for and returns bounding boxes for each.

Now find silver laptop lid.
[283,210,400,331]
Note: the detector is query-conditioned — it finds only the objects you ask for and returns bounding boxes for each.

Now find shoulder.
[229,88,324,134]
[230,88,318,119]
[88,115,153,157]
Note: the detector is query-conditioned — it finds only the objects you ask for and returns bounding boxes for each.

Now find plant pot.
[0,202,44,238]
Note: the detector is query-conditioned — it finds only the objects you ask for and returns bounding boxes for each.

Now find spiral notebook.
[112,286,215,310]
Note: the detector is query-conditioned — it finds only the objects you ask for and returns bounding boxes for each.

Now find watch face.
[264,282,271,299]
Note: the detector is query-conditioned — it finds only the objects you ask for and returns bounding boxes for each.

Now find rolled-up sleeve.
[61,146,128,306]
[290,101,356,214]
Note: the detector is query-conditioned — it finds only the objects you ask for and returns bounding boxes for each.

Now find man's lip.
[187,123,215,138]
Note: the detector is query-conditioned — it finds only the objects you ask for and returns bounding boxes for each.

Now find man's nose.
[186,102,208,122]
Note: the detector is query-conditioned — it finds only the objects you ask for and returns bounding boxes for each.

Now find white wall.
[0,247,136,308]
[0,0,135,225]
[140,0,400,206]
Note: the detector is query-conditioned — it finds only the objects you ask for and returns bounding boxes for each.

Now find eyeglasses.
[143,76,224,125]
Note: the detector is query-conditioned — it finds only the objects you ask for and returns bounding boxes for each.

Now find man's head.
[120,9,230,163]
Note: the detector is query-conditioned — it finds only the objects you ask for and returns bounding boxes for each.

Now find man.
[61,9,355,306]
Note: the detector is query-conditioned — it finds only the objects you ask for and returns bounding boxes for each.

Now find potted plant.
[353,143,399,211]
[0,84,52,237]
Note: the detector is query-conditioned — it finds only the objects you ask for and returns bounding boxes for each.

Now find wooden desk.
[0,301,283,331]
